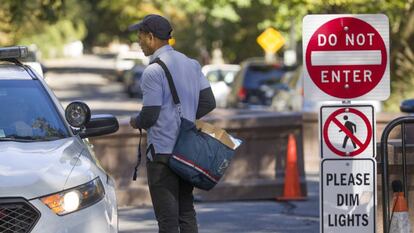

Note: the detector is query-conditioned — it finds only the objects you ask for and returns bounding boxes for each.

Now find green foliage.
[18,19,87,58]
[0,0,84,57]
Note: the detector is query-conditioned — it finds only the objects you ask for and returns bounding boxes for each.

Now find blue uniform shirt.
[141,45,210,154]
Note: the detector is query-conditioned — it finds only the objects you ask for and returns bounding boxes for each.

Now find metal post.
[402,123,408,204]
[381,123,391,233]
[265,51,276,63]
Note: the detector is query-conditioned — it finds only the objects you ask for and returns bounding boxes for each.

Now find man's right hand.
[129,114,139,129]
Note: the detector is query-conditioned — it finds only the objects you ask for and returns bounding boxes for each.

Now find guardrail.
[380,116,414,233]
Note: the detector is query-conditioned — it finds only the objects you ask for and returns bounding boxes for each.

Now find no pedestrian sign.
[321,159,376,233]
[303,14,390,101]
[320,105,375,158]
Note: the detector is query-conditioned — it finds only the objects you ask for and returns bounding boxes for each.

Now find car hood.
[0,137,84,199]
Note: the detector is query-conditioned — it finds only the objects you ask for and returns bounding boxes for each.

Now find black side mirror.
[400,99,414,113]
[79,114,119,138]
[65,101,91,128]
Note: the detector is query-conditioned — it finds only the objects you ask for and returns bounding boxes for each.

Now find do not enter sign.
[303,14,390,101]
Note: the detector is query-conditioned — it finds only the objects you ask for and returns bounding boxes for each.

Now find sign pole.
[265,51,276,63]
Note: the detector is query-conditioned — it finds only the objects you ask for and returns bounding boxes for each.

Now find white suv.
[0,46,119,233]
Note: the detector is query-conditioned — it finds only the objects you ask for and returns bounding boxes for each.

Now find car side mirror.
[65,101,91,128]
[400,99,414,113]
[79,114,119,138]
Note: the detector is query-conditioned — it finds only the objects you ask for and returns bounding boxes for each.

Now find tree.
[0,0,64,45]
[287,0,413,111]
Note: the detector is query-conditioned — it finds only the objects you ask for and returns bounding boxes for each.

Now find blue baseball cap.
[128,14,172,40]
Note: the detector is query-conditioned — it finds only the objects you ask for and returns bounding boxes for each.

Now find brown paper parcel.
[195,120,235,149]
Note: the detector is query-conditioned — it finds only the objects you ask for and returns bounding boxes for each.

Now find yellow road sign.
[169,38,176,46]
[257,27,285,53]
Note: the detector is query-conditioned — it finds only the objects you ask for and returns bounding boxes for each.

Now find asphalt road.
[119,200,319,233]
[118,177,320,233]
[44,54,320,233]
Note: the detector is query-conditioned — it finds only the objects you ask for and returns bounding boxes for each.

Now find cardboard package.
[195,120,235,149]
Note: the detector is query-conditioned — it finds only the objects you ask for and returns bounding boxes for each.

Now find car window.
[243,65,286,89]
[206,70,221,83]
[0,80,69,141]
[222,70,237,84]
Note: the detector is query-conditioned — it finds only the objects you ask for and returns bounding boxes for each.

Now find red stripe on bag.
[172,155,219,183]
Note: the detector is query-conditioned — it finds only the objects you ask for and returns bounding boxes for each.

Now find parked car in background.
[123,64,146,98]
[226,58,288,109]
[0,46,119,233]
[401,99,414,113]
[202,64,240,108]
[269,65,303,111]
[114,50,148,81]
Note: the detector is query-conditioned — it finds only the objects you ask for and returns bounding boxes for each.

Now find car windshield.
[0,80,69,142]
[206,69,238,84]
[243,65,286,89]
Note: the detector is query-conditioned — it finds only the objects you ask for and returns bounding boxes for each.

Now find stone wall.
[90,110,307,206]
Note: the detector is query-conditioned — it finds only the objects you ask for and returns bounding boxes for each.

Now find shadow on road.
[118,179,320,233]
[46,67,116,75]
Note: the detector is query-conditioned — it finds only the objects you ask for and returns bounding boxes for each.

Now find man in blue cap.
[128,14,216,233]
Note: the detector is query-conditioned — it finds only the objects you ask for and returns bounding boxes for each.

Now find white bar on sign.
[311,50,381,66]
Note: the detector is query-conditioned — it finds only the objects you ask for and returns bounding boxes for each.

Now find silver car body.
[0,64,118,233]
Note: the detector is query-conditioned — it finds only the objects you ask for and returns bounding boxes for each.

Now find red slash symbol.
[323,107,372,157]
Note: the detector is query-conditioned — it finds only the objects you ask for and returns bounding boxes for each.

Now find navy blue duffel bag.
[169,117,237,190]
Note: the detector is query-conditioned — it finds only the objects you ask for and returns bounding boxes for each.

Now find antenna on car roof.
[0,46,38,79]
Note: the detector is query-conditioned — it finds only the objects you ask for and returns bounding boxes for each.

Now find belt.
[153,153,171,164]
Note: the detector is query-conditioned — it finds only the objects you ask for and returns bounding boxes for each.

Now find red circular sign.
[323,108,372,157]
[306,17,387,98]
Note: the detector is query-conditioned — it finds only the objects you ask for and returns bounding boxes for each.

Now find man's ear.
[149,32,155,41]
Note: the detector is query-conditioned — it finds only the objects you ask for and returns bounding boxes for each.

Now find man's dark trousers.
[146,155,198,233]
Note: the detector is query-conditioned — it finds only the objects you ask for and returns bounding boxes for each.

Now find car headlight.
[40,178,105,216]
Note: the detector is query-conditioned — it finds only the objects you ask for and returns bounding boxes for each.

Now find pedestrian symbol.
[320,105,375,158]
[340,115,357,149]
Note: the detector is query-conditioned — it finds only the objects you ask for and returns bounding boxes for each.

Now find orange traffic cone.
[276,134,306,201]
[390,180,411,233]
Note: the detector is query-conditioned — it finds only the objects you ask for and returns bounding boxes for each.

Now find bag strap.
[132,58,180,181]
[151,58,183,117]
[132,128,142,181]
